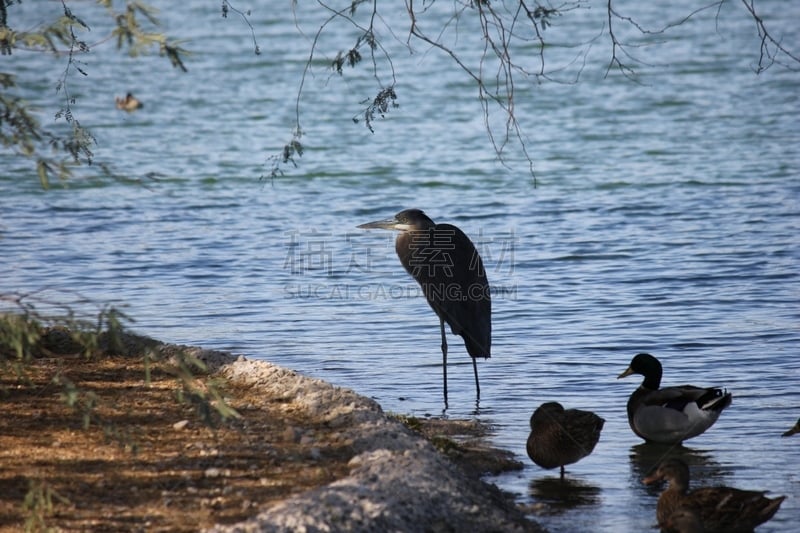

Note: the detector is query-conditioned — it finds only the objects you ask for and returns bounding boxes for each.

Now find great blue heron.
[358,208,491,405]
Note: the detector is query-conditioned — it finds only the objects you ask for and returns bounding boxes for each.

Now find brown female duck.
[618,353,732,444]
[526,401,604,479]
[663,507,705,533]
[642,458,785,532]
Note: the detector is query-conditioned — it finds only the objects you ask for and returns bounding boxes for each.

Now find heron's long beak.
[617,366,635,379]
[357,217,401,230]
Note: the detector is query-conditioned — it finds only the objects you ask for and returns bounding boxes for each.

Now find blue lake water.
[2,1,799,531]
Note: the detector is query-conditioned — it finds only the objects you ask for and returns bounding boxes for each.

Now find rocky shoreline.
[177,345,543,532]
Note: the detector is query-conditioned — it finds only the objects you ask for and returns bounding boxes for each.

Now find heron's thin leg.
[472,357,480,399]
[440,317,448,405]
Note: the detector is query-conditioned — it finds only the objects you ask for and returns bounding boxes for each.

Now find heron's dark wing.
[396,223,491,357]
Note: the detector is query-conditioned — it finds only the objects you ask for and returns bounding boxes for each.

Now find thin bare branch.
[221,0,261,55]
[739,0,800,73]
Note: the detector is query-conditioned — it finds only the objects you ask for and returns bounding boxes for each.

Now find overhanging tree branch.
[739,0,800,73]
[267,0,399,180]
[270,0,797,183]
[1,1,188,187]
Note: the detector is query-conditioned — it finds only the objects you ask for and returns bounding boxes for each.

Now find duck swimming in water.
[115,92,143,112]
[643,458,785,532]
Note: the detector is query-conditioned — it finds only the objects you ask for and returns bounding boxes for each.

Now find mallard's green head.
[617,352,663,389]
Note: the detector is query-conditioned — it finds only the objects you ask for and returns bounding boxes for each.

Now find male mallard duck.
[617,353,732,444]
[526,401,604,479]
[115,92,142,112]
[642,458,785,533]
[782,417,800,437]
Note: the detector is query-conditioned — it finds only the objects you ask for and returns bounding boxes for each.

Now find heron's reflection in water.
[527,475,602,515]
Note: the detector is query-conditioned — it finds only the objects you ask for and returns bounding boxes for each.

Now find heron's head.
[357,208,435,231]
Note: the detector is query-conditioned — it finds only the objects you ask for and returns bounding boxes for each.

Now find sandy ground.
[0,328,543,532]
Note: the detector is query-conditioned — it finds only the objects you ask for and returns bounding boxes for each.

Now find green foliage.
[391,414,461,454]
[0,10,88,54]
[332,47,361,74]
[55,373,100,429]
[332,31,376,74]
[0,77,63,188]
[168,348,241,426]
[429,434,459,454]
[221,0,261,56]
[348,0,370,17]
[357,86,398,134]
[22,479,70,533]
[0,313,42,365]
[532,5,559,30]
[4,2,798,183]
[0,300,144,458]
[1,295,239,439]
[0,1,188,186]
[0,294,129,363]
[53,370,142,453]
[105,1,190,71]
[390,413,423,432]
[0,297,135,434]
[266,129,304,181]
[0,82,97,189]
